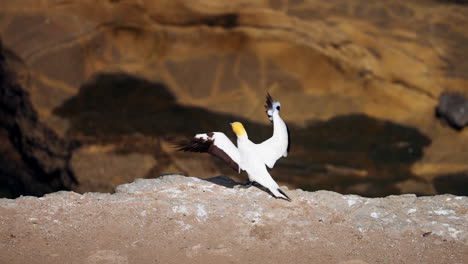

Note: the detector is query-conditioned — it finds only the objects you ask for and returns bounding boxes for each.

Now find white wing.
[177,132,242,172]
[255,123,289,168]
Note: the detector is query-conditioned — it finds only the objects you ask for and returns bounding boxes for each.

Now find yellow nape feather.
[231,122,247,136]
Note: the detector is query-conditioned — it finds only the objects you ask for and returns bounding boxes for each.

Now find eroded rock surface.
[1,0,468,196]
[0,175,466,263]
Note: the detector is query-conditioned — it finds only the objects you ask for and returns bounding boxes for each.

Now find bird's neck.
[236,134,249,145]
[272,113,285,133]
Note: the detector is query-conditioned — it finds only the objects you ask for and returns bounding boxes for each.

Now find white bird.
[176,94,291,201]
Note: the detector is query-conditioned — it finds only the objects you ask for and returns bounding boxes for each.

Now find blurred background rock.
[1,0,467,198]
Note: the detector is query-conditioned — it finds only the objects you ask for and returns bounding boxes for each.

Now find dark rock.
[0,39,78,198]
[436,92,468,129]
[433,171,468,196]
[437,0,468,4]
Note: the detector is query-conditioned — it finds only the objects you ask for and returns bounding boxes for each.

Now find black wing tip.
[173,137,212,153]
[278,188,292,202]
[265,93,274,109]
[172,141,193,152]
[172,139,186,151]
[174,136,240,172]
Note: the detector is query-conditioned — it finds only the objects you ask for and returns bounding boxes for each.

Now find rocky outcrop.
[0,175,466,263]
[1,0,468,197]
[437,92,468,129]
[0,40,77,198]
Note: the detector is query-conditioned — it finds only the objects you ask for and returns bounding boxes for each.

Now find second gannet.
[176,94,291,201]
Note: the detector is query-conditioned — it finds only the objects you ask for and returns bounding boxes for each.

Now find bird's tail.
[270,187,292,202]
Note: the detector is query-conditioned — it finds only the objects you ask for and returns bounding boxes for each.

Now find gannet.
[176,94,291,201]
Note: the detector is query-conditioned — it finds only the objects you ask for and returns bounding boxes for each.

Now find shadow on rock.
[433,172,468,196]
[202,175,287,200]
[202,175,241,188]
[53,72,272,142]
[54,72,435,197]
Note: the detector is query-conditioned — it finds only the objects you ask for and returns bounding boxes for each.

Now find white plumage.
[177,94,291,201]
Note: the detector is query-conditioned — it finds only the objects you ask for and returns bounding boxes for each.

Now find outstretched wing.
[176,132,241,172]
[258,93,291,168]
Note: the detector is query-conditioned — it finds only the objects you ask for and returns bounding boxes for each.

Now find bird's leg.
[241,180,253,186]
[236,180,253,189]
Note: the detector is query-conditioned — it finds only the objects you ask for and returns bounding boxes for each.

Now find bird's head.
[266,101,281,122]
[230,122,247,137]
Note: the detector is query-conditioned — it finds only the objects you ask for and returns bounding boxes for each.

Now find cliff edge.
[0,175,466,263]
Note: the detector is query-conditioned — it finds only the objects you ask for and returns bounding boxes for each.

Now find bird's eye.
[276,106,281,111]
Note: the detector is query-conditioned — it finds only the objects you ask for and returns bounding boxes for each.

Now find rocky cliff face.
[0,175,466,263]
[1,0,468,196]
[0,40,77,198]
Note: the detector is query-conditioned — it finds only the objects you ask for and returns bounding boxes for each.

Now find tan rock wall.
[1,0,467,196]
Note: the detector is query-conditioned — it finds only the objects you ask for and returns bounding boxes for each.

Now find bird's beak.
[229,122,233,126]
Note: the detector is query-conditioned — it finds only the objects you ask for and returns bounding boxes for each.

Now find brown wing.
[175,135,240,172]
